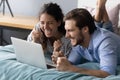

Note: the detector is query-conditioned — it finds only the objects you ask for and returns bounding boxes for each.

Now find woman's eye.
[40,22,44,24]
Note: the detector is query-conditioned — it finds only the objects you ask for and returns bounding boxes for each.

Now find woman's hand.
[52,51,64,64]
[52,40,64,64]
[53,40,62,51]
[31,28,45,44]
[31,28,40,43]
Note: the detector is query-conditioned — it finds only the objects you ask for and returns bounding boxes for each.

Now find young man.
[52,0,119,78]
[54,8,120,78]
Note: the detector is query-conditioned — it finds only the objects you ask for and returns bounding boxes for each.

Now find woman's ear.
[57,21,61,27]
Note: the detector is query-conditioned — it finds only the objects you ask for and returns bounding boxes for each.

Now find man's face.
[65,19,84,46]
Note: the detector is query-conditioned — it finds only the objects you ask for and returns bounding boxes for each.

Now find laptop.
[11,37,55,69]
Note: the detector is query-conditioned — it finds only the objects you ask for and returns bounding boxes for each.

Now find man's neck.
[82,34,91,48]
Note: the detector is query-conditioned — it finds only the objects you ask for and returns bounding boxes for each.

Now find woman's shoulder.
[61,36,69,41]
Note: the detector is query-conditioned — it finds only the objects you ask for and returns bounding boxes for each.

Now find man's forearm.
[68,65,110,78]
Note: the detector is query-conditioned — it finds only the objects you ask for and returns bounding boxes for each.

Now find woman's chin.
[45,34,52,38]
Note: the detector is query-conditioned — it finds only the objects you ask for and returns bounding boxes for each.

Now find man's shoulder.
[92,27,120,47]
[92,27,114,40]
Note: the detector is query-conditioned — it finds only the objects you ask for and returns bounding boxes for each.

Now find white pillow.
[106,2,120,29]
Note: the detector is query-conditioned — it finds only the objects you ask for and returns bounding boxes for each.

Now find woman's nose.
[44,23,49,29]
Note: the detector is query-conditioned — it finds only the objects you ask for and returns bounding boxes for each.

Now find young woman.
[27,3,72,59]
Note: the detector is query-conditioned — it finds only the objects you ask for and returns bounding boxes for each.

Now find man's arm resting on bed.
[56,57,110,78]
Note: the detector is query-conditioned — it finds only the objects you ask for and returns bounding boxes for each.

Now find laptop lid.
[11,37,47,69]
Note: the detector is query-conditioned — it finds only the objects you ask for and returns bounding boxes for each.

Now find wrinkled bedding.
[0,45,120,80]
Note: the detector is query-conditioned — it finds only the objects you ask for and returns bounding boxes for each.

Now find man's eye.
[48,22,53,24]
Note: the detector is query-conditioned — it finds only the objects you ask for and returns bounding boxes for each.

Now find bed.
[0,45,120,80]
[0,1,120,80]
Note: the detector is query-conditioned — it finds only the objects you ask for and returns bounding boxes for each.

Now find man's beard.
[77,31,84,46]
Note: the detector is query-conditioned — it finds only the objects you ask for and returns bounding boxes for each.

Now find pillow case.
[106,2,120,33]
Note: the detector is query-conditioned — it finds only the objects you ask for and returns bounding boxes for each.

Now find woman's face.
[39,13,60,38]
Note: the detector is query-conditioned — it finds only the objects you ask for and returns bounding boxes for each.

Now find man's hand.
[56,57,72,71]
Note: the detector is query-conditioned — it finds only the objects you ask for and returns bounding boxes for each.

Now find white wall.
[0,0,78,17]
[78,0,120,8]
